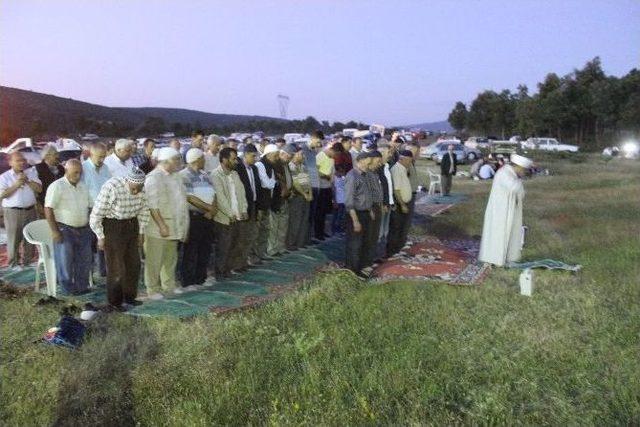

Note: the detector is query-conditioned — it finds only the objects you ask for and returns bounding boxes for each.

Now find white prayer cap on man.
[115,138,134,150]
[157,147,181,162]
[510,154,533,169]
[262,143,279,156]
[151,148,160,159]
[186,148,204,164]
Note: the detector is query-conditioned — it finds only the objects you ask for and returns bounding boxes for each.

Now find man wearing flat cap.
[90,167,150,311]
[479,154,533,266]
[344,151,374,276]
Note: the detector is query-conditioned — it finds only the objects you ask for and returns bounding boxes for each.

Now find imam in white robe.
[478,164,525,266]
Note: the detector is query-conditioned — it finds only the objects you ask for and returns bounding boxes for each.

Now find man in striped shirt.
[89,168,149,311]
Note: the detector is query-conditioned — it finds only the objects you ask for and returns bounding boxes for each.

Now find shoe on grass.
[148,293,164,301]
[173,288,185,295]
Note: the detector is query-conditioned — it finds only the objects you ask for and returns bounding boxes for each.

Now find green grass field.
[1,155,639,425]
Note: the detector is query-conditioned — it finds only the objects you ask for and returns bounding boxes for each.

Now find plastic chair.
[427,169,442,195]
[22,219,57,296]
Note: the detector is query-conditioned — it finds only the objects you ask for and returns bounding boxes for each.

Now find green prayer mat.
[507,259,582,272]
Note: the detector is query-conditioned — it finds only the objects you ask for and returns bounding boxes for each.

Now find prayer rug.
[371,237,488,285]
[507,259,582,272]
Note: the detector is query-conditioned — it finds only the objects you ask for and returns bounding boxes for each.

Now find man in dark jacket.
[440,144,457,196]
[35,145,65,216]
[233,143,261,267]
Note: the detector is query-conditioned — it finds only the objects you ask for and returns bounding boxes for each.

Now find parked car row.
[420,140,481,164]
[464,136,580,153]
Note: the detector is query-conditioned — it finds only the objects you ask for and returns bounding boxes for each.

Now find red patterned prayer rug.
[371,237,488,285]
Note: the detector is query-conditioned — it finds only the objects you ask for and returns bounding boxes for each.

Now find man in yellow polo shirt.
[314,142,336,240]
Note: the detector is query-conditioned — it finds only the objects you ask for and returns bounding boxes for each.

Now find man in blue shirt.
[81,142,111,277]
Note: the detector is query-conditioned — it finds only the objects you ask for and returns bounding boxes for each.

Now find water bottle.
[519,268,533,296]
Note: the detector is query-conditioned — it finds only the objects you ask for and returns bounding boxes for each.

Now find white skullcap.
[157,147,180,162]
[115,138,134,150]
[510,154,533,169]
[186,148,204,164]
[151,148,159,159]
[262,144,279,155]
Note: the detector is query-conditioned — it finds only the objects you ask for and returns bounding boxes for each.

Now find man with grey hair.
[204,134,222,172]
[35,144,64,216]
[104,138,134,178]
[44,159,92,295]
[144,147,189,299]
[0,152,42,269]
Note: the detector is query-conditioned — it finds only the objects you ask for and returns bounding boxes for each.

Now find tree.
[448,102,468,132]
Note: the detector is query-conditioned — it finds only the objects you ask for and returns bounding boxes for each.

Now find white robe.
[478,164,525,266]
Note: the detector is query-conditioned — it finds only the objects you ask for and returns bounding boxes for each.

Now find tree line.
[447,58,640,148]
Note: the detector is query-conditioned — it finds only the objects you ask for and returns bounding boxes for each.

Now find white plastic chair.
[23,219,57,296]
[427,169,442,195]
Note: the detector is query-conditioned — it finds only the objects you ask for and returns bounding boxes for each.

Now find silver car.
[435,144,468,164]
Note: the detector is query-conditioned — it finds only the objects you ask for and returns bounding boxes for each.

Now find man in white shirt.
[44,160,92,295]
[144,147,189,299]
[104,138,134,178]
[387,150,414,256]
[0,152,42,269]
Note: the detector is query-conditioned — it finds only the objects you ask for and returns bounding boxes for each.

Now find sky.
[1,0,638,125]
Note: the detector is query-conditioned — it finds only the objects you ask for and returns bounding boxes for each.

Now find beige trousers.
[143,235,178,294]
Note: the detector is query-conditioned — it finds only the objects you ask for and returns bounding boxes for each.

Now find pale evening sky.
[1,0,638,125]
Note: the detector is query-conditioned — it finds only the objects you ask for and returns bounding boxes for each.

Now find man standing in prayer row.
[104,138,135,178]
[0,152,42,269]
[376,140,395,254]
[314,142,335,240]
[363,150,384,268]
[387,150,414,256]
[211,147,247,279]
[286,147,313,250]
[344,152,373,276]
[144,147,189,299]
[44,160,92,295]
[35,145,64,217]
[234,143,260,267]
[267,144,294,256]
[349,137,363,164]
[90,168,149,311]
[82,142,111,277]
[440,144,457,196]
[479,154,533,267]
[135,138,156,174]
[304,131,322,244]
[180,148,217,287]
[204,134,222,173]
[254,144,279,260]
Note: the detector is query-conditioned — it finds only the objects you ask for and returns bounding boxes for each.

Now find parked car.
[420,140,459,159]
[464,146,482,162]
[490,140,519,156]
[524,137,579,152]
[434,144,468,164]
[0,138,42,165]
[464,137,491,149]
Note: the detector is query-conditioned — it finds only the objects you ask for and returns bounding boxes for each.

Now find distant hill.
[401,120,453,132]
[0,86,285,143]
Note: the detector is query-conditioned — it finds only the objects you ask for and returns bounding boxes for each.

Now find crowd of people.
[0,130,433,311]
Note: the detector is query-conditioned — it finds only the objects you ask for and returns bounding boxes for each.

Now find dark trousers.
[53,224,92,294]
[387,207,411,256]
[230,218,255,270]
[181,213,214,286]
[363,203,382,267]
[103,218,140,306]
[441,174,453,195]
[345,210,370,273]
[314,187,333,239]
[307,188,319,244]
[331,203,346,234]
[286,195,310,250]
[214,221,240,276]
